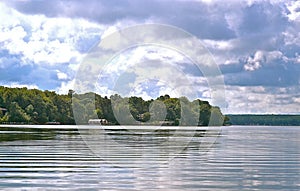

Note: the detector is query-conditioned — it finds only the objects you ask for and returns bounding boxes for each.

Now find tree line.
[0,86,227,126]
[227,114,300,126]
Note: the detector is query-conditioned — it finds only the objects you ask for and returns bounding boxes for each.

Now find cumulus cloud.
[0,4,104,66]
[243,50,286,71]
[95,45,206,100]
[0,1,105,91]
[244,51,264,71]
[225,85,300,114]
[286,1,300,21]
[56,79,75,94]
[56,70,68,80]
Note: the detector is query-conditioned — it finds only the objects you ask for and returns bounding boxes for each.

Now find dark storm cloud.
[238,3,288,36]
[4,0,236,40]
[6,0,291,42]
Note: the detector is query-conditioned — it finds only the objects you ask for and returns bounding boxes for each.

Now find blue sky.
[0,0,300,114]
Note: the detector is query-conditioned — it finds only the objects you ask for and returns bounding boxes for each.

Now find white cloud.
[94,45,209,100]
[244,51,264,71]
[0,2,104,66]
[56,79,75,94]
[203,39,235,51]
[1,82,39,90]
[56,70,68,80]
[266,50,283,61]
[225,10,243,35]
[0,25,26,42]
[295,54,300,64]
[0,2,108,94]
[286,1,300,21]
[292,97,300,104]
[225,85,300,114]
[243,50,287,71]
[283,27,300,46]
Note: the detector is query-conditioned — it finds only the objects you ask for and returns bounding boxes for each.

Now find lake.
[0,125,299,190]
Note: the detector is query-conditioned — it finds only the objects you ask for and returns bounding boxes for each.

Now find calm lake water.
[0,125,299,190]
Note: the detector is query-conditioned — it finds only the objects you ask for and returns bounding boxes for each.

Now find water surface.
[0,125,299,190]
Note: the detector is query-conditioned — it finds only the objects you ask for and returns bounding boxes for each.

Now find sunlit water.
[0,125,299,190]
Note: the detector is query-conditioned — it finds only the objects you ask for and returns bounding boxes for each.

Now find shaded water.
[0,125,299,190]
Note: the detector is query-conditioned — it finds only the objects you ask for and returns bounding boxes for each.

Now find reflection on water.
[79,126,221,167]
[0,126,57,142]
[0,125,300,190]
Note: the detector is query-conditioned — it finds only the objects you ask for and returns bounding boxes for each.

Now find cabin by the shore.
[0,107,7,115]
[45,121,61,125]
[88,119,109,125]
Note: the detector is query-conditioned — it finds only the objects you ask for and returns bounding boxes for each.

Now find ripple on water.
[0,125,299,190]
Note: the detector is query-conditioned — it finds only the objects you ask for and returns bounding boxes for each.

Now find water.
[0,125,299,190]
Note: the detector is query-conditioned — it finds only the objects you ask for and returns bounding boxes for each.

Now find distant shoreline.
[227,114,300,126]
[2,114,300,126]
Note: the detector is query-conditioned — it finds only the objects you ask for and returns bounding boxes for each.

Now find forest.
[227,114,300,126]
[0,86,227,126]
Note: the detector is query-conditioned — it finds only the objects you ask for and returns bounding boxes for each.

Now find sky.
[0,0,300,114]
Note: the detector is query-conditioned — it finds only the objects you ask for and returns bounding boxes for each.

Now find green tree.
[0,86,226,126]
[8,102,31,123]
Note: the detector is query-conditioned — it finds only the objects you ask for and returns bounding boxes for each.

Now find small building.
[45,121,61,125]
[88,119,109,125]
[0,108,7,115]
[160,120,175,126]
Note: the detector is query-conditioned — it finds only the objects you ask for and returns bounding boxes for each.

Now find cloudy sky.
[0,0,300,114]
